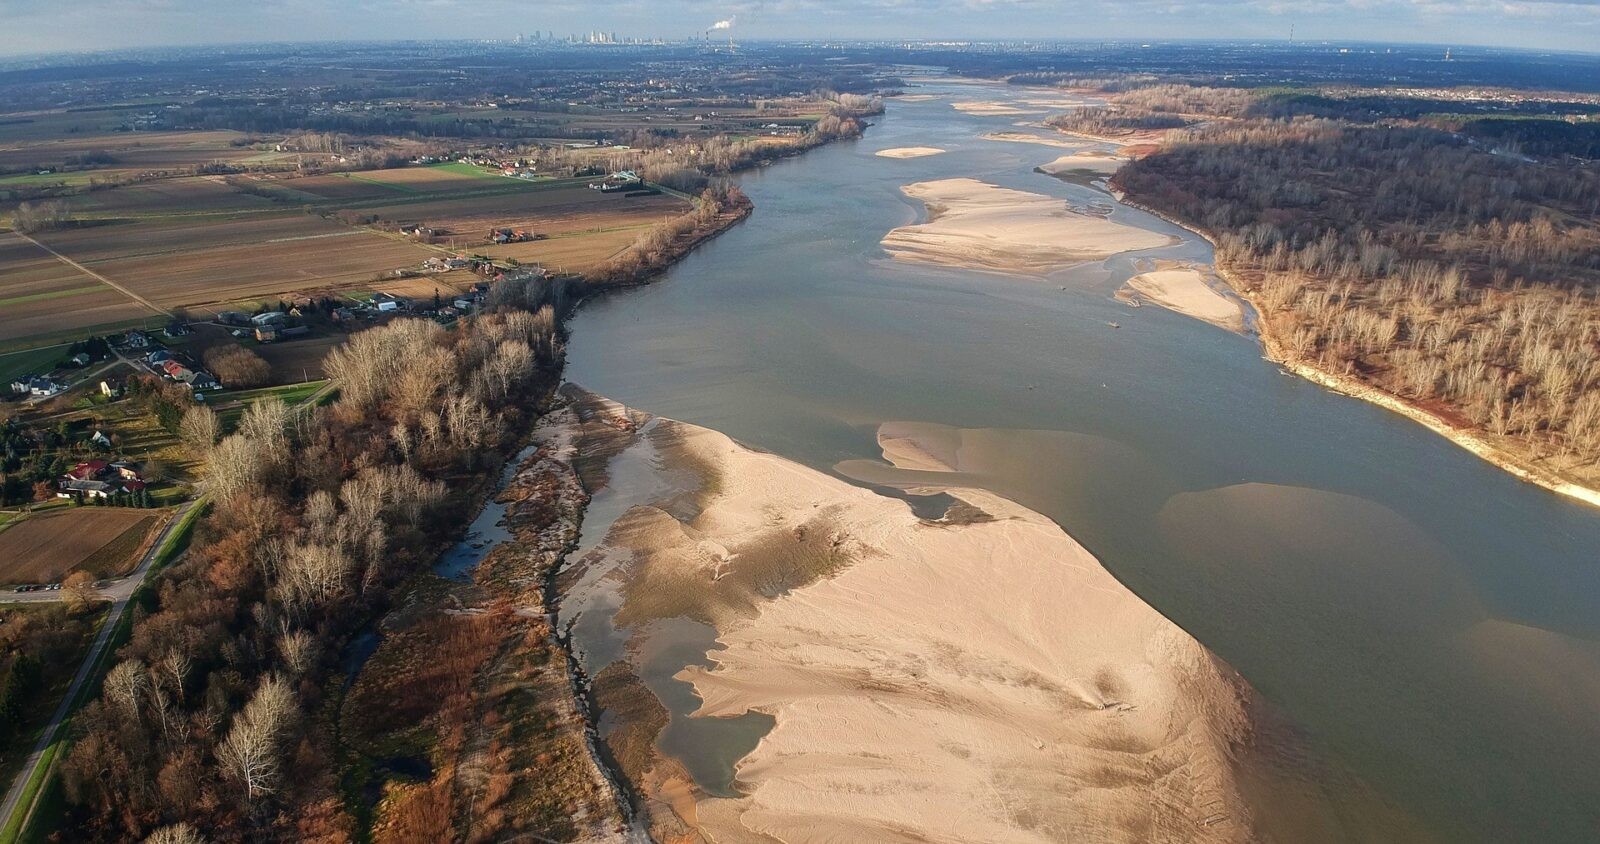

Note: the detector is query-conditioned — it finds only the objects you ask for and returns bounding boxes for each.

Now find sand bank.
[881,178,1174,275]
[654,419,1256,843]
[982,130,1086,149]
[952,100,1048,116]
[1039,150,1126,178]
[875,146,946,159]
[1120,267,1246,332]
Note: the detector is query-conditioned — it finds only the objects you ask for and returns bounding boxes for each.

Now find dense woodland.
[57,277,569,842]
[1116,117,1600,481]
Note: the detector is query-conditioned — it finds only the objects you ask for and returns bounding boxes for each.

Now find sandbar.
[952,100,1048,116]
[875,146,946,159]
[983,130,1089,149]
[1039,150,1126,177]
[882,177,1175,275]
[1121,267,1246,332]
[660,419,1256,843]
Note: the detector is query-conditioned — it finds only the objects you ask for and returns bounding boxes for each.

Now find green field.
[0,346,66,384]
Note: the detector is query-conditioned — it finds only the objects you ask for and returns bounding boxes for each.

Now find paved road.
[0,498,197,833]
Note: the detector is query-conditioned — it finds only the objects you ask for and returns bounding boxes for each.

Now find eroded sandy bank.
[881,178,1174,276]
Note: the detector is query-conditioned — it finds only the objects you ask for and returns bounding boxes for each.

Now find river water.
[564,80,1600,841]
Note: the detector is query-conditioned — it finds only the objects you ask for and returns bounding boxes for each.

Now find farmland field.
[480,225,654,272]
[1,158,685,347]
[67,176,278,216]
[30,215,436,311]
[0,232,153,343]
[0,508,164,583]
[357,184,686,236]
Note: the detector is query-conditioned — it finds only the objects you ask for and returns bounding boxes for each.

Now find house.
[332,307,354,323]
[188,373,220,391]
[57,459,146,500]
[255,326,279,343]
[163,322,193,338]
[100,377,125,397]
[70,352,91,367]
[89,430,113,448]
[11,375,66,397]
[122,330,152,350]
[251,311,288,327]
[147,350,174,366]
[218,311,251,326]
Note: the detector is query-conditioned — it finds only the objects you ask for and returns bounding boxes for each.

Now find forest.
[1115,117,1600,484]
[56,278,570,842]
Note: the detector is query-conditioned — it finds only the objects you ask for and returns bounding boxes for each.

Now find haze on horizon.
[2,0,1597,58]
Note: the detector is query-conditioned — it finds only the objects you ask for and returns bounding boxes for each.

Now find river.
[562,79,1600,841]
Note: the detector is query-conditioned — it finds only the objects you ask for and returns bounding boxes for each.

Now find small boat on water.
[1107,321,1121,328]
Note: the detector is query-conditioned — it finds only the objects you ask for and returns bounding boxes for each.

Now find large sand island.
[552,392,1259,843]
[882,178,1174,275]
[675,420,1256,842]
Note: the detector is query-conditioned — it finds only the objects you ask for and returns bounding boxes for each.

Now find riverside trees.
[1115,117,1600,480]
[58,283,568,841]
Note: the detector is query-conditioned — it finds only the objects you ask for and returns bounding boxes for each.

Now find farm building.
[57,459,147,500]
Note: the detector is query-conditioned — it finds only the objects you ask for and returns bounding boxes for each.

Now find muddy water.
[562,79,1600,841]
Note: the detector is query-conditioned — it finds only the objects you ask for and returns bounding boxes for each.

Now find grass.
[213,379,330,432]
[1,500,206,844]
[0,347,67,385]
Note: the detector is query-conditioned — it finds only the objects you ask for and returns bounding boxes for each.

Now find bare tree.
[179,405,221,453]
[144,823,206,844]
[206,434,267,501]
[104,659,148,721]
[216,674,296,803]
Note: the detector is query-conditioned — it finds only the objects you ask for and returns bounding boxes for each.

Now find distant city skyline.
[2,0,1597,58]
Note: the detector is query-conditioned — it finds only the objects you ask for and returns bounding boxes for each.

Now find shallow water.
[565,80,1600,841]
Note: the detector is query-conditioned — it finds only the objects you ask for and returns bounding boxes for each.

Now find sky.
[0,0,1597,57]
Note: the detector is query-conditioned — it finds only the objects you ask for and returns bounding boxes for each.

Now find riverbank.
[1117,194,1600,510]
[882,177,1173,276]
[549,394,1260,843]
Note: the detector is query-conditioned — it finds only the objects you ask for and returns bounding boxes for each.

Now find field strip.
[13,232,169,319]
[339,172,424,194]
[0,286,103,307]
[260,230,366,244]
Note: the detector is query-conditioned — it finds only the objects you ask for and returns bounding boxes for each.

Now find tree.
[204,345,270,389]
[62,570,97,609]
[104,659,148,721]
[144,821,206,844]
[206,434,268,501]
[179,406,220,454]
[216,674,296,803]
